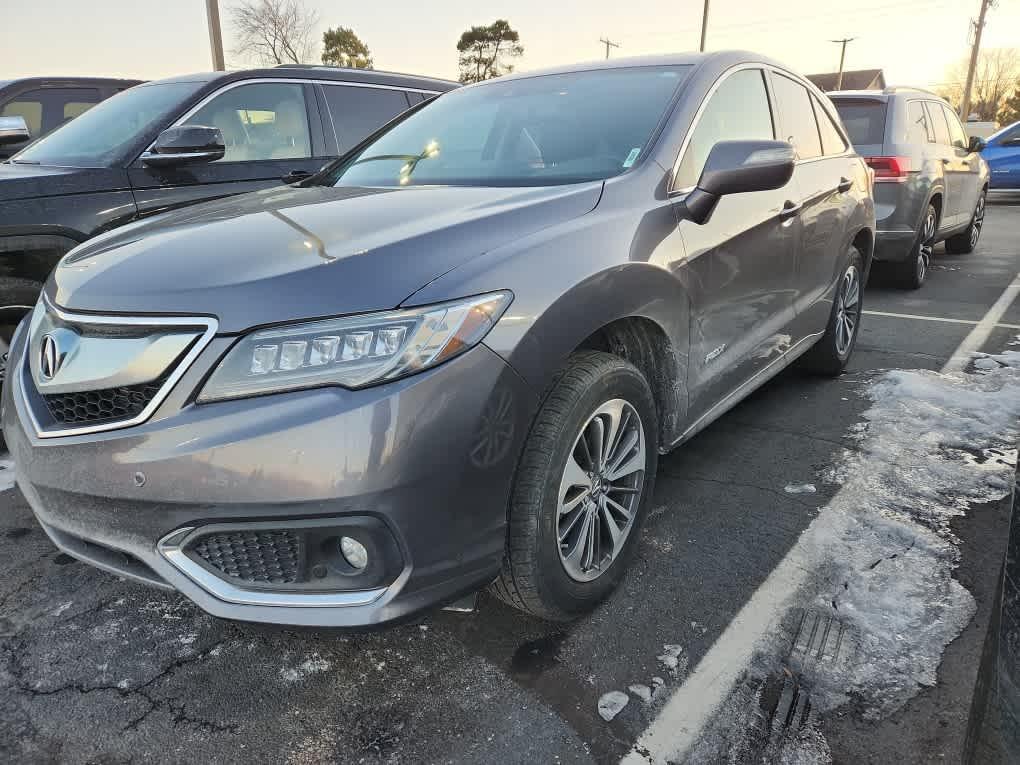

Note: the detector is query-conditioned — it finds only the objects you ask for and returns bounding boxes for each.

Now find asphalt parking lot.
[2,203,1020,765]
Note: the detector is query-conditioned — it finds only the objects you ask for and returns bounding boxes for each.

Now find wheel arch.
[0,226,88,286]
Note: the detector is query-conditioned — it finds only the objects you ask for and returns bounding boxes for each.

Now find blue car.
[983,120,1020,193]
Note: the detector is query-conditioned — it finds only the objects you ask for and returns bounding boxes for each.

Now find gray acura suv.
[830,88,989,289]
[3,52,875,627]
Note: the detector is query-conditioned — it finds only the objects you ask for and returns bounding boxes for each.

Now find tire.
[0,277,43,385]
[895,203,937,290]
[798,246,864,376]
[945,188,986,255]
[491,350,658,621]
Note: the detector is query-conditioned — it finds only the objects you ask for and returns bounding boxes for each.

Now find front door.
[673,67,799,421]
[127,81,331,219]
[926,101,964,228]
[943,103,984,218]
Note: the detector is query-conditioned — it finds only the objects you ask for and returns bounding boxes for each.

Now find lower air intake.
[188,529,304,585]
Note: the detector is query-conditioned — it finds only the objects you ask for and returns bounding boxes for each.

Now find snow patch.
[281,654,332,682]
[598,690,630,721]
[656,645,688,679]
[784,483,817,494]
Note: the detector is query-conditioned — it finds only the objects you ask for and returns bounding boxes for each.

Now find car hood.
[50,182,603,332]
[0,161,127,202]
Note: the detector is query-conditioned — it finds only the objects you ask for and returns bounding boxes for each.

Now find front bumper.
[3,321,536,627]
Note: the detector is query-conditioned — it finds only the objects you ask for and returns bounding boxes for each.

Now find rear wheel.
[799,246,863,376]
[945,189,986,254]
[491,351,657,621]
[895,203,936,290]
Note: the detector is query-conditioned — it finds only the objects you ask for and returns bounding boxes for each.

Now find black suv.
[0,77,142,159]
[0,66,456,363]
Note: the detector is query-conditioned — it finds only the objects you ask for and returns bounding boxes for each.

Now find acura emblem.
[40,333,60,381]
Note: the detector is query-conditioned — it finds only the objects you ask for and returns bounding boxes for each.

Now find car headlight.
[198,291,512,402]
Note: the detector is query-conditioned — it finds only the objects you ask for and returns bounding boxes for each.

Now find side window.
[906,101,934,143]
[942,104,968,149]
[322,85,411,151]
[674,68,774,189]
[927,102,951,146]
[771,74,822,160]
[186,82,311,162]
[812,95,847,155]
[1,87,101,137]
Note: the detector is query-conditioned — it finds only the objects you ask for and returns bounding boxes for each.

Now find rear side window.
[322,85,411,151]
[831,99,887,146]
[771,74,822,159]
[942,104,968,149]
[812,95,847,155]
[674,68,774,189]
[906,101,933,143]
[927,102,951,145]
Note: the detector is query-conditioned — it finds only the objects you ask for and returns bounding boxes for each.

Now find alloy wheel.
[917,209,936,283]
[834,264,861,357]
[557,398,645,582]
[970,193,986,248]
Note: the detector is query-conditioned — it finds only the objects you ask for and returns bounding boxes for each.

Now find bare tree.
[230,0,319,66]
[938,48,1020,121]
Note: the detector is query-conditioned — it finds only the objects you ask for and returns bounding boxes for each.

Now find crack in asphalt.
[657,472,823,508]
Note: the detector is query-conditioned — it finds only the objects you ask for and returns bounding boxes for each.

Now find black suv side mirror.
[143,125,226,167]
[0,115,31,146]
[675,140,796,225]
[968,135,987,153]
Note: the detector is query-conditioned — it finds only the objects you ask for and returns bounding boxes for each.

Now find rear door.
[127,80,331,218]
[926,101,962,227]
[770,73,856,337]
[984,123,1020,190]
[675,66,799,420]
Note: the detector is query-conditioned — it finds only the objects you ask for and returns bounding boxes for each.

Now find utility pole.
[206,0,226,71]
[831,38,856,90]
[600,37,621,59]
[960,0,994,121]
[699,0,710,52]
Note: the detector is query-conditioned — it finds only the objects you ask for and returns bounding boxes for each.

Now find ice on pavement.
[685,345,1020,762]
[656,644,687,678]
[784,483,817,494]
[598,690,630,721]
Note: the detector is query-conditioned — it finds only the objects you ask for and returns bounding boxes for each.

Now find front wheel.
[945,189,986,254]
[0,277,43,387]
[491,351,658,621]
[798,246,864,376]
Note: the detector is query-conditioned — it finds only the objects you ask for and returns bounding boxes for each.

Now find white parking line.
[622,272,1020,765]
[863,309,1020,331]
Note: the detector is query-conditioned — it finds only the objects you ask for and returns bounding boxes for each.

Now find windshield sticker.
[623,148,641,168]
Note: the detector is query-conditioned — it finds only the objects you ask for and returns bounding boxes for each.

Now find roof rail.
[883,85,943,98]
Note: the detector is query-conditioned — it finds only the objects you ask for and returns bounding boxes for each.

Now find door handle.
[837,177,853,193]
[282,169,312,183]
[962,160,970,167]
[942,158,951,165]
[780,200,802,219]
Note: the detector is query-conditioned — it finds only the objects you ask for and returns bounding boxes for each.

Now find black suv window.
[906,101,934,143]
[321,85,411,152]
[812,95,847,155]
[771,74,822,160]
[927,102,951,145]
[831,99,887,147]
[186,82,312,162]
[674,68,774,189]
[1,87,101,138]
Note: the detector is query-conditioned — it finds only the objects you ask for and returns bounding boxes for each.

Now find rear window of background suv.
[832,99,887,147]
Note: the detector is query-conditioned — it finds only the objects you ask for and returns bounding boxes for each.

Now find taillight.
[865,156,911,182]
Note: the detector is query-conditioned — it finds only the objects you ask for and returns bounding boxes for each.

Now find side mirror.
[0,115,31,146]
[143,125,225,167]
[968,135,987,153]
[674,140,796,225]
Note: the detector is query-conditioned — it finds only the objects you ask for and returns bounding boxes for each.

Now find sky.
[2,0,1019,91]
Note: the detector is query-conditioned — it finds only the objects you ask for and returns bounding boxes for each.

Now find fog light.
[340,536,368,569]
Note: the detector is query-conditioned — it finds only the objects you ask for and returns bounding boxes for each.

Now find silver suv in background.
[830,87,989,289]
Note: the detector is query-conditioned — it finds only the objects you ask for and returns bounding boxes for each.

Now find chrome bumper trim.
[157,528,389,608]
[20,296,218,439]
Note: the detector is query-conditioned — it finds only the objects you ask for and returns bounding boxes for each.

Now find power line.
[600,37,621,59]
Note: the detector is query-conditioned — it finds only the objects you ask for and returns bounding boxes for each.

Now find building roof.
[807,69,886,92]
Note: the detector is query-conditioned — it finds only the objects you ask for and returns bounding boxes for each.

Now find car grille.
[188,529,304,585]
[41,373,170,426]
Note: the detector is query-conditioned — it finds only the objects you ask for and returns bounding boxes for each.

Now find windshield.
[329,66,691,188]
[11,81,202,167]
